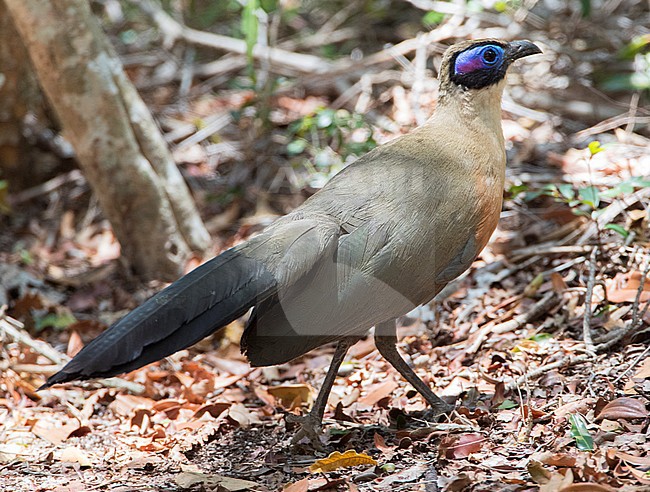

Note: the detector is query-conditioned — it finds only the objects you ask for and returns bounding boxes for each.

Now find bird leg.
[374,319,453,416]
[288,338,355,449]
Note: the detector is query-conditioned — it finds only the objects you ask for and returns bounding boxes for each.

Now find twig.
[630,257,650,330]
[515,270,650,388]
[577,187,650,245]
[131,0,332,74]
[9,170,86,205]
[612,344,650,385]
[465,292,560,354]
[510,244,594,258]
[582,247,598,351]
[0,314,64,365]
[0,310,145,395]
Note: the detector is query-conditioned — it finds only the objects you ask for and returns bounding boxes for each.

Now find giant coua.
[43,39,541,444]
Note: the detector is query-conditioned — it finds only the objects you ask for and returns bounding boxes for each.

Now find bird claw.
[286,413,326,451]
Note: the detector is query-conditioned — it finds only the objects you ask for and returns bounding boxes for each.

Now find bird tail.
[41,248,276,388]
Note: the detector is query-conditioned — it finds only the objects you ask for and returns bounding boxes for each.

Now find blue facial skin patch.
[454,45,505,75]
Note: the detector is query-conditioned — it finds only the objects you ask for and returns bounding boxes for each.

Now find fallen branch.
[0,311,145,395]
[131,0,332,74]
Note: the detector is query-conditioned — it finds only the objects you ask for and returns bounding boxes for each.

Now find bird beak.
[506,40,542,62]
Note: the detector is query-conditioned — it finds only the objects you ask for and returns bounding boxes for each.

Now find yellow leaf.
[588,141,603,155]
[309,449,377,473]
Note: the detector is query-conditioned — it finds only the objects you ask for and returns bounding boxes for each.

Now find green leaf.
[507,184,528,199]
[600,182,635,198]
[604,223,629,238]
[557,183,575,200]
[241,0,258,65]
[579,186,600,209]
[316,109,335,129]
[620,34,650,60]
[498,399,518,410]
[35,312,77,332]
[528,333,553,343]
[568,413,594,451]
[422,10,445,25]
[19,249,34,266]
[287,139,307,155]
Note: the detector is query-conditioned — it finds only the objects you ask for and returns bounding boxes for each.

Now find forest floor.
[1,2,650,491]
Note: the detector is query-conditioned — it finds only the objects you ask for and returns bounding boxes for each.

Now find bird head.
[437,39,541,104]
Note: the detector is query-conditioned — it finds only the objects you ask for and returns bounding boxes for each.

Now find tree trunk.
[3,0,211,280]
[0,4,43,189]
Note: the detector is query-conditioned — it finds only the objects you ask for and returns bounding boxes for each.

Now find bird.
[42,39,541,446]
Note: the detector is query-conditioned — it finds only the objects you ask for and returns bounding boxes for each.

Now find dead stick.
[582,247,598,351]
[0,311,144,394]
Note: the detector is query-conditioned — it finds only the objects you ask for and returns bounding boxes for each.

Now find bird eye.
[483,48,498,64]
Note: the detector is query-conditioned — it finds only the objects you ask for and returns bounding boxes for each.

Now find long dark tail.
[41,249,276,388]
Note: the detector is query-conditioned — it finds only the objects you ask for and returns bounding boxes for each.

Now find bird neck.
[433,80,506,139]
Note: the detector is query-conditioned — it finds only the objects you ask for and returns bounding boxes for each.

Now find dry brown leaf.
[534,452,578,468]
[32,419,85,445]
[193,402,230,420]
[439,433,486,459]
[59,446,92,467]
[373,432,393,453]
[309,450,377,473]
[595,397,647,421]
[560,484,615,491]
[555,398,597,419]
[527,460,552,484]
[267,384,313,410]
[632,357,650,379]
[66,331,83,358]
[109,394,155,416]
[283,477,309,492]
[606,271,650,303]
[357,379,398,407]
[610,449,650,467]
[227,403,261,428]
[174,470,257,490]
[540,468,574,492]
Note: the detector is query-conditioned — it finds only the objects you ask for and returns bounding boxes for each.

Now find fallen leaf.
[439,433,486,459]
[174,471,257,490]
[309,450,377,473]
[32,419,84,445]
[357,379,398,407]
[595,397,647,421]
[228,403,261,427]
[267,384,313,410]
[606,271,650,303]
[109,394,155,416]
[560,484,615,491]
[373,432,393,453]
[527,460,552,484]
[611,450,650,467]
[59,447,92,467]
[540,468,573,492]
[283,477,309,492]
[375,464,427,488]
[66,331,84,358]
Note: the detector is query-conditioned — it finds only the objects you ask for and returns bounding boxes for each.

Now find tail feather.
[42,249,276,387]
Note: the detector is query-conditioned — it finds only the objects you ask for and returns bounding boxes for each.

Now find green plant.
[508,142,650,240]
[286,108,376,187]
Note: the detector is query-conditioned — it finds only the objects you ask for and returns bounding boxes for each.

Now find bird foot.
[286,412,326,451]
